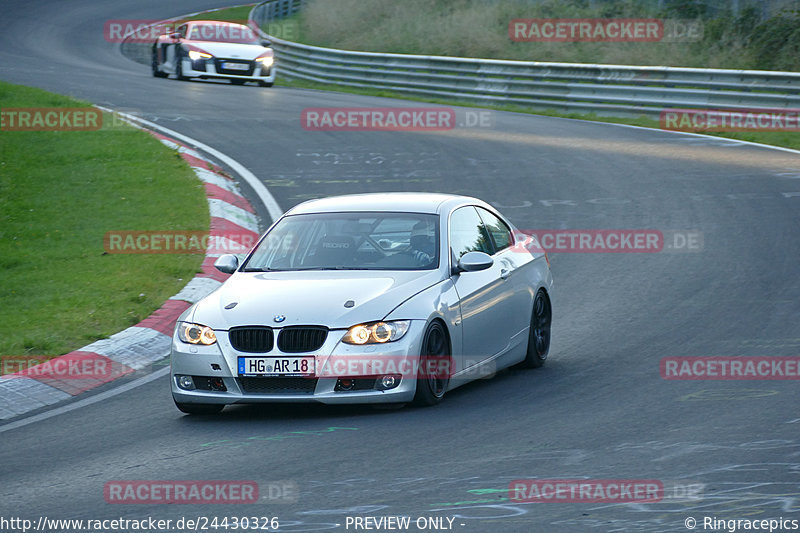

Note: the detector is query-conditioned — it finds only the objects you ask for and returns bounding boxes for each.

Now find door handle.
[500,268,510,280]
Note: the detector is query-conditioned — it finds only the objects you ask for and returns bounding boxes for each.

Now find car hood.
[185,41,269,60]
[191,270,445,330]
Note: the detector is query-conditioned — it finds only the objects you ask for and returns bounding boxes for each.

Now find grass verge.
[274,75,800,152]
[294,0,800,71]
[0,81,208,358]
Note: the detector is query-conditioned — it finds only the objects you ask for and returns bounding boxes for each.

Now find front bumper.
[181,57,275,83]
[170,321,426,405]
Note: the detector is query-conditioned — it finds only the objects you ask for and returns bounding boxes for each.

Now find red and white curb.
[0,123,273,421]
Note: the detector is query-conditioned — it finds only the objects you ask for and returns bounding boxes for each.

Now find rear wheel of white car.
[522,290,551,368]
[413,321,450,406]
[230,79,246,85]
[259,80,273,87]
[174,400,224,415]
[151,49,167,78]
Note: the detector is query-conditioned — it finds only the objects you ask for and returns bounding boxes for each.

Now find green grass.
[293,0,800,71]
[0,82,208,358]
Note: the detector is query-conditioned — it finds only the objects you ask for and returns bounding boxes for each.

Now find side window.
[178,24,188,38]
[477,207,513,253]
[449,206,493,259]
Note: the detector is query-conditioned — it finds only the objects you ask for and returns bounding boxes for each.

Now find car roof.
[286,192,484,216]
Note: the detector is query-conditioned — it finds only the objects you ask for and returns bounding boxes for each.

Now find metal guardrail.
[250,0,304,24]
[249,0,800,119]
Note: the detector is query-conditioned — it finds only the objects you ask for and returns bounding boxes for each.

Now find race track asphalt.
[1,1,799,531]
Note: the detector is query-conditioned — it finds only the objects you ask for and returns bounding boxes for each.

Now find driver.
[409,221,436,266]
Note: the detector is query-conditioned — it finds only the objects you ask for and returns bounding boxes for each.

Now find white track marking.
[0,109,282,431]
[97,107,283,221]
[0,368,170,434]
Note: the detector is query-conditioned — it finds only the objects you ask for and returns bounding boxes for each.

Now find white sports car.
[152,20,275,86]
[170,193,553,414]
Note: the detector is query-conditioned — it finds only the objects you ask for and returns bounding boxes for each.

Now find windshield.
[186,23,260,44]
[243,212,440,271]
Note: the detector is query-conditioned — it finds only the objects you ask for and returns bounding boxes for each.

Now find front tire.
[174,400,224,415]
[175,55,188,81]
[522,290,551,368]
[413,321,451,406]
[151,48,167,78]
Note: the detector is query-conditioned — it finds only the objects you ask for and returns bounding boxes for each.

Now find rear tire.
[522,290,551,368]
[174,400,224,415]
[259,80,274,87]
[231,79,246,85]
[413,321,451,406]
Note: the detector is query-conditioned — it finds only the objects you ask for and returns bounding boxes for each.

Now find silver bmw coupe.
[170,193,553,413]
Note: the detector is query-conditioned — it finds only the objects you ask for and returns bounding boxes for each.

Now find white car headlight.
[177,322,217,345]
[188,50,212,60]
[256,56,274,67]
[342,320,410,345]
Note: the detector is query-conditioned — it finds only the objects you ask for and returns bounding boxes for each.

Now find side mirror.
[169,32,181,40]
[260,39,272,47]
[456,251,493,273]
[214,254,239,274]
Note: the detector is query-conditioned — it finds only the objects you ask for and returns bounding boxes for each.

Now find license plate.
[238,356,315,376]
[222,62,249,71]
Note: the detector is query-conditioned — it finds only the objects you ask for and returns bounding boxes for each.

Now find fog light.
[177,375,195,390]
[377,374,400,390]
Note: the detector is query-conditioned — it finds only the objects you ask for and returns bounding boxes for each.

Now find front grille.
[277,326,328,353]
[215,58,254,76]
[239,377,317,394]
[229,327,274,353]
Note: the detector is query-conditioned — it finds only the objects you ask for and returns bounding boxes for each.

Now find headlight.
[177,322,217,345]
[256,56,274,67]
[188,50,212,60]
[342,320,410,345]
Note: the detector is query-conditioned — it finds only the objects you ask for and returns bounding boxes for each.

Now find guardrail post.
[248,0,800,120]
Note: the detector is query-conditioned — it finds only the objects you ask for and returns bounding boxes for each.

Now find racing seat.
[308,235,356,268]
